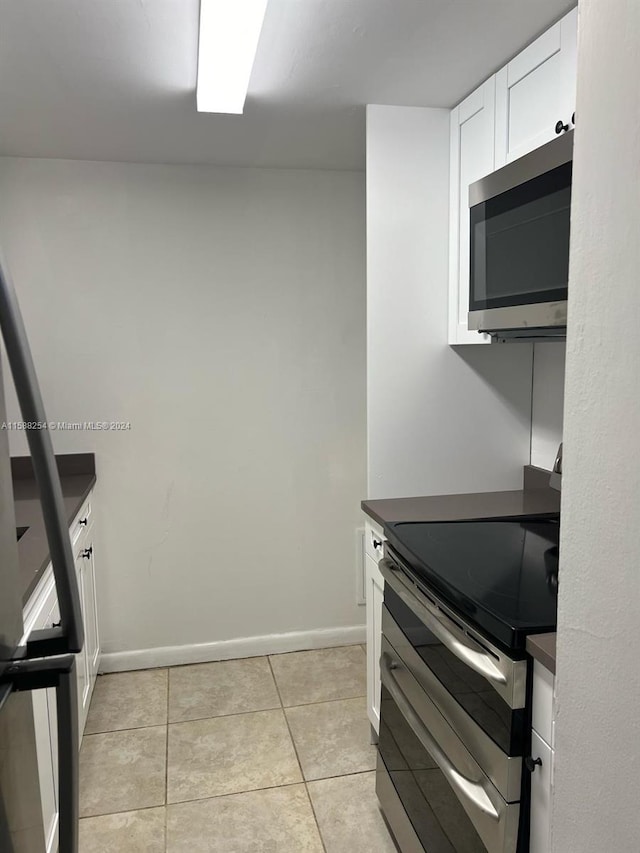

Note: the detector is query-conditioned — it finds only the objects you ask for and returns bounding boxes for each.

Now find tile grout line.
[100,645,364,679]
[267,656,328,853]
[82,686,368,739]
[303,781,329,853]
[279,692,367,711]
[80,769,381,821]
[80,802,167,821]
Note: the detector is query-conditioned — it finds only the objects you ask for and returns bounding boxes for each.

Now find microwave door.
[468,131,572,336]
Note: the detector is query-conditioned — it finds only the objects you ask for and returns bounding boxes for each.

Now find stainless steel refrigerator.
[0,256,83,853]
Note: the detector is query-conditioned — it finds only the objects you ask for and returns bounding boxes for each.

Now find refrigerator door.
[0,355,24,668]
[0,688,47,853]
[0,359,45,853]
[0,255,81,853]
[0,256,83,658]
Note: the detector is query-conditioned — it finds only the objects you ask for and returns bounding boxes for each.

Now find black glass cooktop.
[386,516,560,650]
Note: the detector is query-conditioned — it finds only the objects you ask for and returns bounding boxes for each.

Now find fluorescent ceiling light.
[197,0,269,114]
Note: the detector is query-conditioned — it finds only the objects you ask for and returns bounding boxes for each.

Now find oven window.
[470,162,572,311]
[379,685,488,853]
[385,585,526,755]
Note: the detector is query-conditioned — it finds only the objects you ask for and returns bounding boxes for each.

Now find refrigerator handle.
[0,654,79,853]
[0,256,84,655]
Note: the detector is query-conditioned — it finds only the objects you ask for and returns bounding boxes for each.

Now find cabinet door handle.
[80,546,93,559]
[372,539,382,550]
[555,119,569,134]
[79,517,88,526]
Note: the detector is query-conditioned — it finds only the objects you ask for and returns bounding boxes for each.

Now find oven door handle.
[380,559,507,686]
[381,652,500,822]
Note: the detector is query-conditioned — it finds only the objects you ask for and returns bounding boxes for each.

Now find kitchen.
[0,1,637,852]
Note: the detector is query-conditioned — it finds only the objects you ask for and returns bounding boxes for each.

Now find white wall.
[552,1,640,850]
[366,105,533,499]
[0,158,367,662]
[531,343,566,469]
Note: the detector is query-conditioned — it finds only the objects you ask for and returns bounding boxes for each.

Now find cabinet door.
[74,545,91,740]
[530,731,553,853]
[495,7,577,166]
[365,553,384,734]
[82,525,100,684]
[448,78,494,345]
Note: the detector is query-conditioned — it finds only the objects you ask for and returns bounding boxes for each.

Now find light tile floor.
[79,645,398,852]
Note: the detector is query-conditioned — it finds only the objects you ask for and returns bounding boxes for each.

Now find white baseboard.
[100,624,366,673]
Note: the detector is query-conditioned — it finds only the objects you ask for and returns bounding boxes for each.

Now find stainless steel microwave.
[468,130,573,341]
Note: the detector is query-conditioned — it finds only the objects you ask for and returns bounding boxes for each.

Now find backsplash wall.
[531,343,566,470]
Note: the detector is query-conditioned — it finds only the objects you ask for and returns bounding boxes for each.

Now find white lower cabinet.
[364,519,386,736]
[24,489,100,843]
[530,730,554,853]
[74,520,100,741]
[83,534,100,680]
[530,659,556,853]
[365,553,384,734]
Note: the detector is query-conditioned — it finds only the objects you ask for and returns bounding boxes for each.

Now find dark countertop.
[361,465,559,668]
[362,465,560,527]
[361,487,560,528]
[12,454,96,605]
[526,632,557,674]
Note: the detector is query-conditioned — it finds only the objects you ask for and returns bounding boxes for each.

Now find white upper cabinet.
[448,7,577,345]
[448,78,495,345]
[494,8,578,166]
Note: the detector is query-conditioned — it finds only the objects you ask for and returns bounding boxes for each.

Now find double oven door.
[376,549,531,853]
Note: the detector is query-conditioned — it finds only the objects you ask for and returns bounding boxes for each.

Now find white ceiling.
[0,0,575,170]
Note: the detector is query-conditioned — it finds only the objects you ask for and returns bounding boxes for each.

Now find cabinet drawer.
[70,498,92,544]
[364,521,386,562]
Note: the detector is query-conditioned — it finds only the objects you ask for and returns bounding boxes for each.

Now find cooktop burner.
[386,516,560,650]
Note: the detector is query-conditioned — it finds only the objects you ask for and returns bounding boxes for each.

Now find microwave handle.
[0,254,84,656]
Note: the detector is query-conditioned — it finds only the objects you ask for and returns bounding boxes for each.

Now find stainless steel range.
[375,517,560,853]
